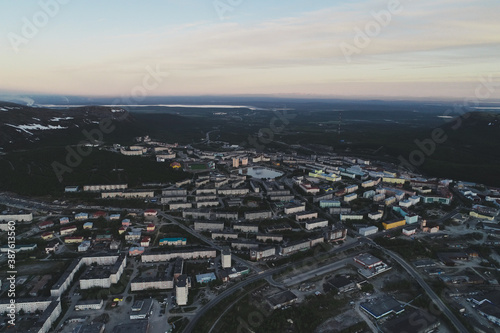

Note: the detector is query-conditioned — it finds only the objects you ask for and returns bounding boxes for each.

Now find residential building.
[176,275,189,306]
[358,226,378,236]
[382,219,406,230]
[159,237,187,246]
[319,200,341,208]
[305,218,329,230]
[295,211,318,221]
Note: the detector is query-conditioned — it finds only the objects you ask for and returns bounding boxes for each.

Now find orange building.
[382,219,406,230]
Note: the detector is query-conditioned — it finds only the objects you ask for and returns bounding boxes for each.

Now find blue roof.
[196,272,216,283]
[160,237,186,242]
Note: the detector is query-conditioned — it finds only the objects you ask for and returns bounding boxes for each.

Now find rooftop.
[382,309,439,333]
[354,253,383,266]
[360,295,405,319]
[111,320,149,333]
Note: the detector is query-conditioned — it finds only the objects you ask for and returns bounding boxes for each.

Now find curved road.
[183,239,362,333]
[362,237,469,333]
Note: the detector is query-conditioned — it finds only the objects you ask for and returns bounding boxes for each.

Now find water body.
[239,167,284,179]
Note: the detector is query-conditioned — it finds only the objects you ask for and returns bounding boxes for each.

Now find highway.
[361,237,469,333]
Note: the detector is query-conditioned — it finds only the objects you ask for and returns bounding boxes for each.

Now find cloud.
[1,0,499,98]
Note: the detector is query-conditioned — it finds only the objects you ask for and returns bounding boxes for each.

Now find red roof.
[141,236,151,242]
[41,232,53,237]
[61,225,77,231]
[93,211,107,217]
[39,220,54,226]
[145,209,157,213]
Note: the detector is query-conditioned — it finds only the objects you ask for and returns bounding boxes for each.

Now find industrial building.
[74,299,104,311]
[129,299,153,320]
[360,295,405,319]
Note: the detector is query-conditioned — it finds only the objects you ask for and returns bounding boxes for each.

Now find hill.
[0,102,134,151]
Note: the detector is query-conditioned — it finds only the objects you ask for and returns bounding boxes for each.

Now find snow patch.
[6,123,68,135]
[50,117,74,122]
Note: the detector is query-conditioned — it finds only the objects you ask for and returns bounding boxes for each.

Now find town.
[1,134,500,333]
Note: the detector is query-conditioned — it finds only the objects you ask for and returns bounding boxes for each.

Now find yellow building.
[383,177,406,185]
[308,170,341,182]
[469,211,495,221]
[64,236,84,244]
[170,162,182,169]
[41,232,54,240]
[382,219,406,230]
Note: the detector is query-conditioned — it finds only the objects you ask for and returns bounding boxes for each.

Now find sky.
[0,0,499,99]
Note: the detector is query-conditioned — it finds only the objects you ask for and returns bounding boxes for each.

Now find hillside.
[0,102,131,151]
[414,112,500,185]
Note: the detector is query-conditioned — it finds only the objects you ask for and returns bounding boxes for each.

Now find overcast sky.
[1,0,499,99]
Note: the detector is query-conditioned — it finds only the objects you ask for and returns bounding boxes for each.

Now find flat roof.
[267,290,297,307]
[382,309,439,333]
[76,299,103,306]
[327,276,354,289]
[112,320,149,333]
[360,295,405,319]
[196,272,216,283]
[177,274,188,287]
[355,253,383,266]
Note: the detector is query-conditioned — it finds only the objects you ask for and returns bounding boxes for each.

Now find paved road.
[158,212,260,272]
[182,268,280,333]
[362,237,469,333]
[282,258,350,287]
[183,239,362,333]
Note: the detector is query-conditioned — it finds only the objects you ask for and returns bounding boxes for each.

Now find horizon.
[2,93,500,108]
[1,0,500,100]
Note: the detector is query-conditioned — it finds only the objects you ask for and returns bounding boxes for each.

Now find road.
[361,237,469,333]
[182,266,281,333]
[183,239,362,333]
[158,212,261,272]
[281,258,350,287]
